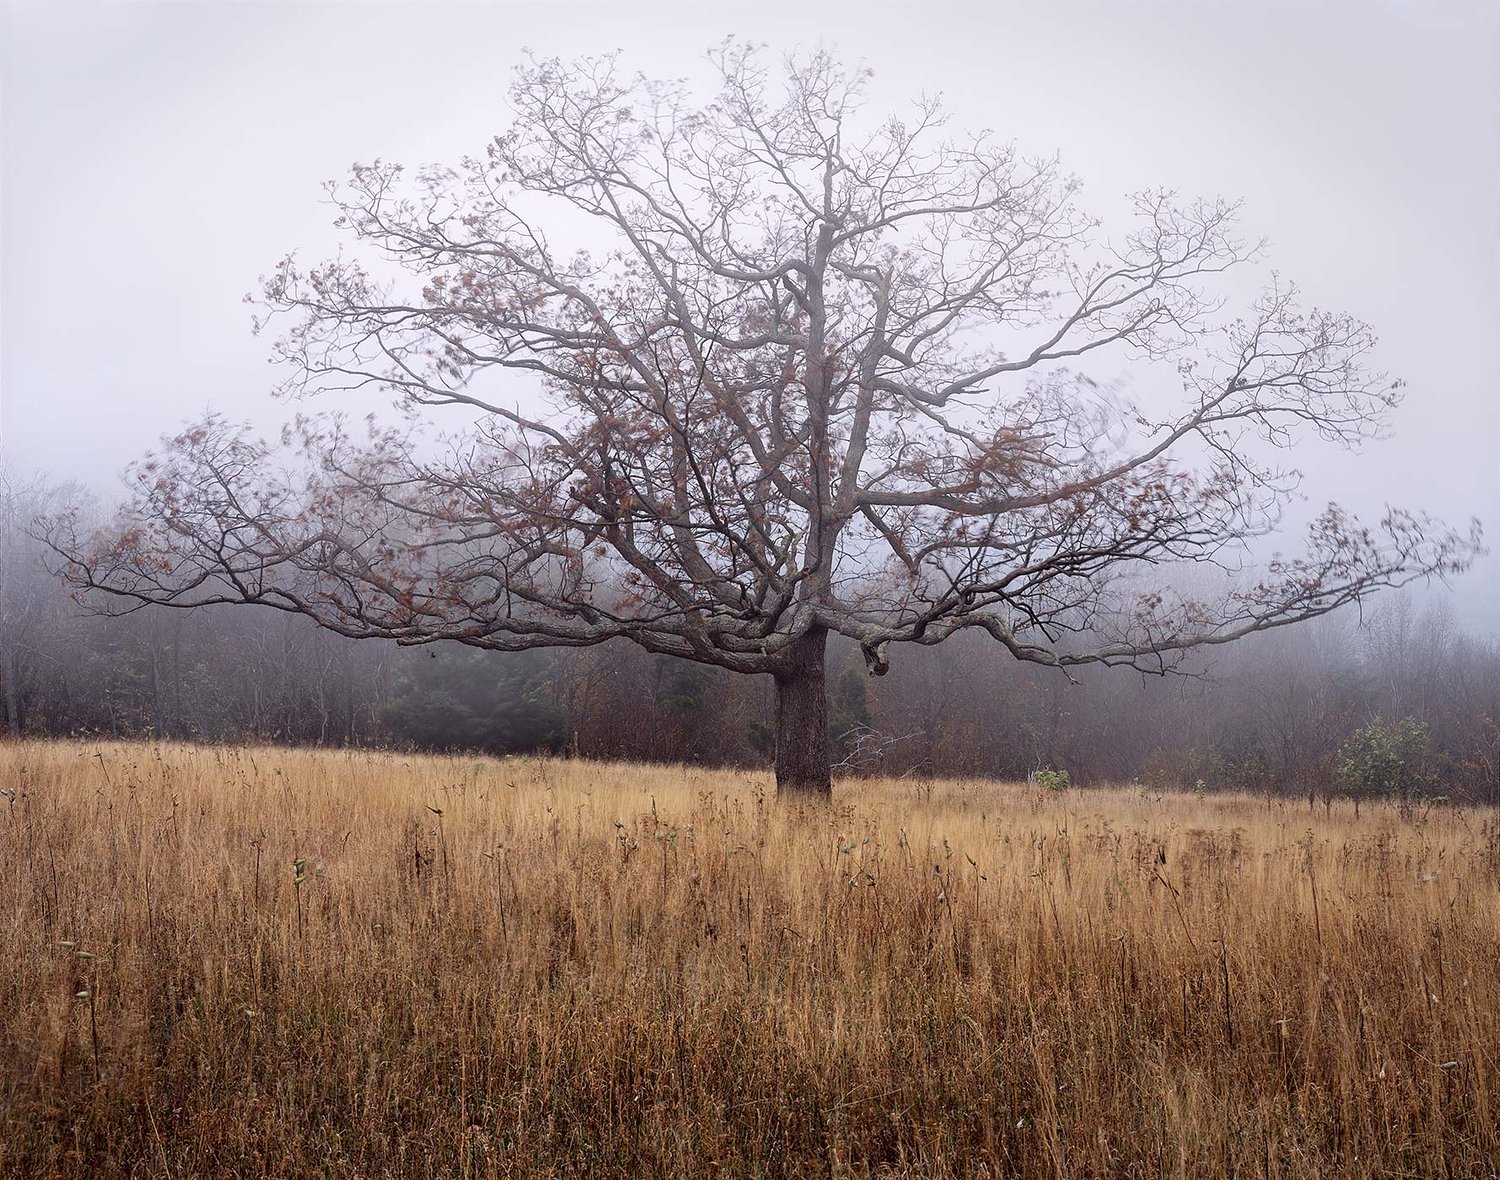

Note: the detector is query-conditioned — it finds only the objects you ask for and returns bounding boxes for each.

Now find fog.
[3,0,1496,627]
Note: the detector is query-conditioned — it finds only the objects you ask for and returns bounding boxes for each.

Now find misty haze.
[2,2,1498,1177]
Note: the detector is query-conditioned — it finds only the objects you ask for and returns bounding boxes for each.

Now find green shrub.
[1033,767,1071,792]
[1335,716,1433,806]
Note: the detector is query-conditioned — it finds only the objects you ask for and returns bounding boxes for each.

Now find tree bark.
[0,504,17,741]
[774,626,831,798]
[2,641,20,741]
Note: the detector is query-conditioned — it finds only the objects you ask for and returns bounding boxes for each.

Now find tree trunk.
[774,627,831,798]
[0,508,17,741]
[2,640,20,741]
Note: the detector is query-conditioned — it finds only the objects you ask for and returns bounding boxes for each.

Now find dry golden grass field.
[2,741,1498,1178]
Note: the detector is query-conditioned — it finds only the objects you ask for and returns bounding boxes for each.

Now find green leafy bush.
[1336,717,1433,806]
[1033,767,1071,792]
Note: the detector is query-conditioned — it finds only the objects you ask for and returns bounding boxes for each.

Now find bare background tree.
[49,46,1476,794]
[1,469,77,741]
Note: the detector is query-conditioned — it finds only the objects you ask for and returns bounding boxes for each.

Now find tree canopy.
[50,44,1479,794]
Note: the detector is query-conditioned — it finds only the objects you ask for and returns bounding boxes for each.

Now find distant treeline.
[3,478,1496,800]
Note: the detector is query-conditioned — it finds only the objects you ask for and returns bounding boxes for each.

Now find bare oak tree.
[51,46,1478,794]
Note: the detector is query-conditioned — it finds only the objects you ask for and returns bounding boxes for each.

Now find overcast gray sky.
[3,0,1497,627]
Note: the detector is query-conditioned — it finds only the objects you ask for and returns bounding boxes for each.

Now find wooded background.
[4,479,1495,800]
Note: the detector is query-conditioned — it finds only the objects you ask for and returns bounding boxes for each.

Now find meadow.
[2,741,1497,1178]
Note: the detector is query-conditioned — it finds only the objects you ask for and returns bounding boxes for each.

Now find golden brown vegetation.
[2,742,1498,1178]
